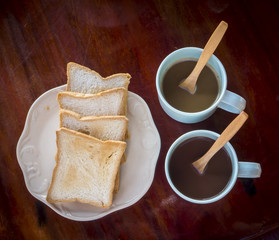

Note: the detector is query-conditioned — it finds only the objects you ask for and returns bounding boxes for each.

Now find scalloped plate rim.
[16,85,161,221]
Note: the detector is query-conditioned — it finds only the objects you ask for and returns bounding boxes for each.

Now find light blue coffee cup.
[156,47,246,123]
[165,130,262,204]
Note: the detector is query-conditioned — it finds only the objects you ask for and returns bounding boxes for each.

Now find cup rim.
[165,130,238,204]
[156,47,227,116]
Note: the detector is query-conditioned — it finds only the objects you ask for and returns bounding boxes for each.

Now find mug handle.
[218,90,246,114]
[238,162,262,178]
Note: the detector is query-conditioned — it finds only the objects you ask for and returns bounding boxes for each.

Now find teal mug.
[156,47,246,123]
[165,130,262,204]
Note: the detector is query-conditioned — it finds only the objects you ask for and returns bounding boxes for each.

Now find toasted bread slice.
[66,62,131,94]
[57,88,127,117]
[59,110,127,193]
[46,128,126,208]
[59,109,128,141]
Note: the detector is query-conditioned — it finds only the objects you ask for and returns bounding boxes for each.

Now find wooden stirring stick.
[179,21,228,94]
[192,111,248,175]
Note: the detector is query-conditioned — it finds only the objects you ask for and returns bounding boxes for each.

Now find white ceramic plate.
[16,85,161,221]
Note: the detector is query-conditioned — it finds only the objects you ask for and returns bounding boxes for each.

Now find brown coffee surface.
[168,137,232,200]
[162,59,219,112]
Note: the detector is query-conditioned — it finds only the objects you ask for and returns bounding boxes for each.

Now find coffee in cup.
[165,130,262,204]
[162,59,219,113]
[156,47,246,123]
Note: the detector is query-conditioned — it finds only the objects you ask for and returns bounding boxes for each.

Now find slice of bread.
[66,62,131,94]
[59,109,128,141]
[46,128,126,208]
[59,110,127,193]
[57,87,127,117]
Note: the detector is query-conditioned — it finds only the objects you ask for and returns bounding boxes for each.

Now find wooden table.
[1,0,279,239]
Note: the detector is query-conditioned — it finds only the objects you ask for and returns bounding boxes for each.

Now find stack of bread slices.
[46,62,131,208]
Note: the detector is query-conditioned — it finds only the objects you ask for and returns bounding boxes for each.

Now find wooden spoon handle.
[205,111,248,160]
[192,21,228,76]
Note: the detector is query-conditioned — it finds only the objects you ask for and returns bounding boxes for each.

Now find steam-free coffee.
[168,137,232,200]
[162,59,219,112]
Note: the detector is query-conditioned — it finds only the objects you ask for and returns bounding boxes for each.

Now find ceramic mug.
[156,47,246,123]
[165,130,262,204]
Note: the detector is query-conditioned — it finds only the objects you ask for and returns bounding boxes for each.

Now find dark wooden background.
[1,0,279,239]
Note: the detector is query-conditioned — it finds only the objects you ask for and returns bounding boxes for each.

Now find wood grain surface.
[1,0,279,239]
